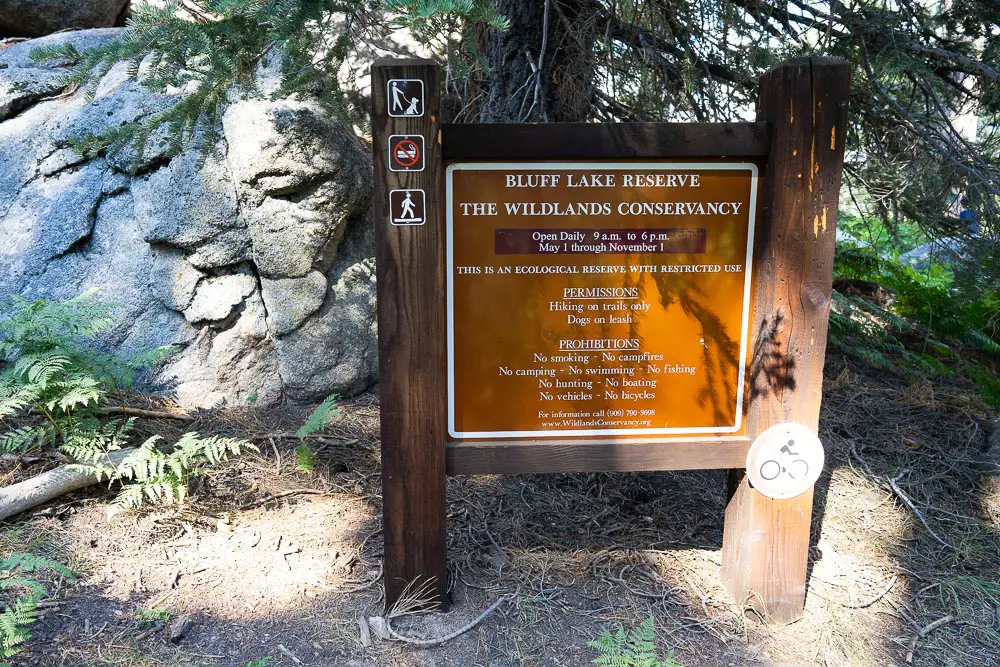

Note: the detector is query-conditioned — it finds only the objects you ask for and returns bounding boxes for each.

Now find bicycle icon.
[758,438,809,481]
[759,457,809,481]
[746,423,824,499]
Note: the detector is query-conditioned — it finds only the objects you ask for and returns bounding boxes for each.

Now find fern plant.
[295,394,342,438]
[0,595,36,664]
[588,617,679,667]
[0,553,74,666]
[0,292,173,455]
[292,394,341,471]
[295,443,316,472]
[70,432,256,510]
[1,293,257,513]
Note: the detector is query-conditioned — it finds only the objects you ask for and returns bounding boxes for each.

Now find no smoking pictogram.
[394,139,420,167]
[388,134,424,172]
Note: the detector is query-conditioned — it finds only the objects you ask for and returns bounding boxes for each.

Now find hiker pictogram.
[388,134,425,172]
[389,189,425,226]
[387,79,424,117]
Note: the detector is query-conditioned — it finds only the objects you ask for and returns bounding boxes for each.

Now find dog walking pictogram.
[388,134,424,172]
[387,79,424,117]
[389,189,425,226]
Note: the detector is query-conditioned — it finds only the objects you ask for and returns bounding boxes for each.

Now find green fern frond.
[0,553,74,580]
[97,432,255,511]
[295,444,316,472]
[590,624,628,666]
[0,378,39,418]
[0,552,73,660]
[970,329,1000,355]
[0,425,54,454]
[0,291,114,358]
[61,418,134,462]
[115,436,165,482]
[589,617,677,667]
[109,483,147,510]
[0,596,37,659]
[296,394,341,438]
[12,352,71,390]
[0,578,46,599]
[45,373,103,412]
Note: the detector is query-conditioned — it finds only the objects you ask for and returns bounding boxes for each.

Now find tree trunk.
[473,0,598,123]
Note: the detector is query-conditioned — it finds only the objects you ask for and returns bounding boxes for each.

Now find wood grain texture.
[373,59,448,611]
[447,437,751,475]
[720,57,851,623]
[442,122,770,160]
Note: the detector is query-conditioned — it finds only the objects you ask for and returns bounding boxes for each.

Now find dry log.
[0,448,134,522]
[94,406,193,421]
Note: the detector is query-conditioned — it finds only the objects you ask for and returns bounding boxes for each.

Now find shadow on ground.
[4,347,1000,666]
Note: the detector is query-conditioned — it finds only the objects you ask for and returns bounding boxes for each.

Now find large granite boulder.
[0,0,128,37]
[0,29,378,408]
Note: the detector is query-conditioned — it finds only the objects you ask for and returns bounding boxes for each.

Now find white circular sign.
[746,422,824,499]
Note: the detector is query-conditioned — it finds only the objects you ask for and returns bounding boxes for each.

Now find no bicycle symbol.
[388,134,424,172]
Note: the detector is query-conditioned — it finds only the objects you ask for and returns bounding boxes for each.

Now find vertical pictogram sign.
[388,134,425,172]
[373,61,448,612]
[387,79,424,117]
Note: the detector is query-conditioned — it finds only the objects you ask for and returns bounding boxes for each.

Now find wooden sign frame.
[373,57,850,623]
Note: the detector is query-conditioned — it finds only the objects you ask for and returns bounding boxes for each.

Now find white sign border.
[446,162,758,439]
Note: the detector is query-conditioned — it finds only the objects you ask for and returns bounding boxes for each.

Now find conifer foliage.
[30,0,376,163]
[29,0,507,164]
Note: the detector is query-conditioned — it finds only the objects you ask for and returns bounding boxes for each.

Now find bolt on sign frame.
[372,56,850,624]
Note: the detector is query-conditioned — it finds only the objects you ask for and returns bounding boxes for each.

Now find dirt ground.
[2,348,1000,667]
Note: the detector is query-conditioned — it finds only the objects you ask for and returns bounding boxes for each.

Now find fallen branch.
[239,488,328,510]
[248,432,357,444]
[886,474,955,550]
[837,574,899,609]
[849,442,954,550]
[94,407,193,421]
[276,644,302,665]
[905,614,955,664]
[0,448,134,522]
[373,596,511,647]
[134,621,165,642]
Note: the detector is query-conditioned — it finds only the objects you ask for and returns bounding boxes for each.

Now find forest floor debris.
[1,348,999,666]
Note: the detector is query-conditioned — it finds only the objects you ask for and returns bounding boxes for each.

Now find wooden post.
[372,59,449,611]
[721,57,851,623]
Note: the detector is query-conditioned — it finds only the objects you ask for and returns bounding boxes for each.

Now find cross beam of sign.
[388,134,425,172]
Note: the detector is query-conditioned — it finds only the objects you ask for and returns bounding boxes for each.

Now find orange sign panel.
[446,163,757,439]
